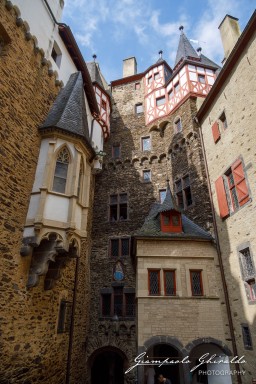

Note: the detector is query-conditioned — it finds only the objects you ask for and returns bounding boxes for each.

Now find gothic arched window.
[52,147,70,193]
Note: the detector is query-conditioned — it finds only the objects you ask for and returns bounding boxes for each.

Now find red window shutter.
[212,121,220,143]
[232,159,249,206]
[215,176,229,219]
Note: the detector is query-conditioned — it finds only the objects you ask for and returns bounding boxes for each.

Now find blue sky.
[63,0,255,83]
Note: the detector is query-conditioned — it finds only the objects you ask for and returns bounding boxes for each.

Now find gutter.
[196,117,242,384]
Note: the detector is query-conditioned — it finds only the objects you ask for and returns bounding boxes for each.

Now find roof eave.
[58,25,100,116]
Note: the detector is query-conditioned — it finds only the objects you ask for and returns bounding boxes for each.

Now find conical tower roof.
[40,72,90,142]
[175,27,198,67]
[158,180,179,213]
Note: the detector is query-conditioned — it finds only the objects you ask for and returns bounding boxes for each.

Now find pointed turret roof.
[40,72,90,142]
[136,182,212,240]
[175,28,198,67]
[86,61,109,91]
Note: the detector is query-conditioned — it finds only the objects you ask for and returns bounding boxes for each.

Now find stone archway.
[138,336,187,384]
[89,346,129,384]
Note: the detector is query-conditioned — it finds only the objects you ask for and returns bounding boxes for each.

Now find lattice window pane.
[57,147,70,163]
[114,287,123,316]
[165,271,175,295]
[240,248,255,280]
[110,205,118,221]
[149,271,159,295]
[125,293,135,316]
[102,294,111,317]
[121,238,129,256]
[111,239,119,257]
[120,204,127,220]
[231,187,239,209]
[191,271,203,296]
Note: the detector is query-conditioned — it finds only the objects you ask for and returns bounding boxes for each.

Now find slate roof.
[136,183,212,241]
[175,31,198,67]
[87,62,104,88]
[40,72,90,142]
[174,31,220,71]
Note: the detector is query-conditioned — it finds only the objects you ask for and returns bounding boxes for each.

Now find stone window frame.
[190,270,204,296]
[51,40,62,68]
[159,188,167,203]
[142,169,151,183]
[241,323,253,350]
[174,174,193,210]
[237,242,256,305]
[141,135,151,152]
[185,264,209,297]
[77,156,85,203]
[109,192,129,222]
[163,269,177,296]
[51,145,73,195]
[173,116,182,133]
[148,269,161,295]
[108,236,131,258]
[57,300,72,334]
[219,110,228,130]
[112,143,121,159]
[100,287,136,319]
[135,82,141,90]
[135,103,144,115]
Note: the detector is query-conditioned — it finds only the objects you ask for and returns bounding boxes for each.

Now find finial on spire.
[158,50,163,59]
[179,25,184,34]
[92,54,97,62]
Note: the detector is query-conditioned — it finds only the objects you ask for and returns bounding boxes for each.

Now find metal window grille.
[240,248,255,280]
[111,239,119,257]
[125,293,135,316]
[143,170,151,181]
[242,325,253,349]
[142,137,151,151]
[102,294,111,317]
[121,238,129,256]
[114,287,123,316]
[149,271,159,295]
[191,271,203,296]
[165,271,176,295]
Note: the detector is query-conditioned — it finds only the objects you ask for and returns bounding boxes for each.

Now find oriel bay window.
[109,237,130,258]
[109,193,128,221]
[101,288,135,318]
[215,158,250,219]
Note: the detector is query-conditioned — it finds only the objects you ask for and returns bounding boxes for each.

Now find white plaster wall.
[44,194,69,222]
[91,120,103,152]
[26,194,41,221]
[32,138,50,192]
[13,0,77,84]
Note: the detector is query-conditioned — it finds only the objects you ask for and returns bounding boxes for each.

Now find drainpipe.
[42,0,68,27]
[66,255,80,384]
[195,116,242,384]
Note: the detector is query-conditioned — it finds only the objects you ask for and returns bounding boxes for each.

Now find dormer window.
[160,210,182,233]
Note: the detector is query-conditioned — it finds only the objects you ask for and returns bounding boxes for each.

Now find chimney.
[218,15,241,62]
[123,57,137,78]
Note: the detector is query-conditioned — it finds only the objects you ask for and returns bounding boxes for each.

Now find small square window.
[219,111,228,129]
[168,89,174,99]
[156,96,166,106]
[148,76,152,84]
[190,270,203,296]
[135,103,143,114]
[135,82,141,90]
[241,324,253,350]
[198,74,205,84]
[174,82,180,93]
[143,170,151,182]
[174,118,182,133]
[159,189,167,203]
[112,144,120,159]
[51,41,62,68]
[142,136,151,151]
[154,72,160,80]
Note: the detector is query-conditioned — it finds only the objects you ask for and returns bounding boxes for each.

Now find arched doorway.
[188,342,232,384]
[146,343,184,384]
[90,347,126,384]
